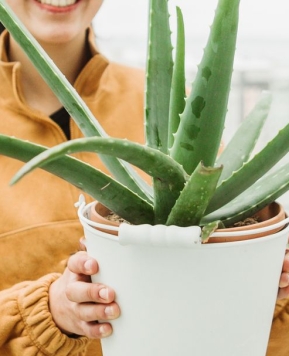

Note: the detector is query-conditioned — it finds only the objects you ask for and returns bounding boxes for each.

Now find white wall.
[93,0,289,66]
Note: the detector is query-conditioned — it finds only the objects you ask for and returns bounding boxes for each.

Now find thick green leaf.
[170,0,240,174]
[0,135,154,224]
[166,162,222,226]
[10,137,188,224]
[168,6,186,149]
[11,137,187,191]
[206,122,289,213]
[202,161,289,226]
[145,0,173,153]
[216,91,272,182]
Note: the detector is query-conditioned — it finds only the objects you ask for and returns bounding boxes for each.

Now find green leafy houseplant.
[0,0,289,241]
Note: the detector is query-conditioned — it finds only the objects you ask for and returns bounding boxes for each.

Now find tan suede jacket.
[0,29,145,356]
[0,28,288,356]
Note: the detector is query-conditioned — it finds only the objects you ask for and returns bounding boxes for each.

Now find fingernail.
[84,259,93,272]
[99,287,109,300]
[105,306,114,316]
[99,324,111,337]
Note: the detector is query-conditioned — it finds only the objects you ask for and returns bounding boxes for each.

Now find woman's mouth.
[36,0,78,8]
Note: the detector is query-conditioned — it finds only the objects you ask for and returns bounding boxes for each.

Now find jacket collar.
[0,30,10,62]
[0,27,109,106]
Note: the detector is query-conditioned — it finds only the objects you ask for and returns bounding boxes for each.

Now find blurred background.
[93,0,289,210]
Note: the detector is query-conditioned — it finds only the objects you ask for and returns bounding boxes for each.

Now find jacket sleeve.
[0,273,89,356]
[267,298,289,356]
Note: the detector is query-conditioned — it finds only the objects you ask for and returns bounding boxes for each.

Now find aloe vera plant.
[0,0,289,240]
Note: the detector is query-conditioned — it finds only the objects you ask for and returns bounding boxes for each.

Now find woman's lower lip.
[34,0,80,13]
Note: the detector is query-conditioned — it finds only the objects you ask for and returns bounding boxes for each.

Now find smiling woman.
[1,1,289,356]
[0,0,137,354]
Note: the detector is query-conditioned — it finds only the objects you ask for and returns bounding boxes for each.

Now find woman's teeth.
[37,0,77,7]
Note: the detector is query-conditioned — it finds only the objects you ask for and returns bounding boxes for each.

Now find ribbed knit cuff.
[18,273,89,356]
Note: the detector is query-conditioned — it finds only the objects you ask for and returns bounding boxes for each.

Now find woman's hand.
[278,250,289,300]
[49,251,120,338]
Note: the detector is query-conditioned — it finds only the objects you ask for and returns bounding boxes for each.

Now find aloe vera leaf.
[0,135,154,224]
[202,161,289,227]
[201,220,221,243]
[10,137,188,221]
[145,0,176,223]
[170,0,240,174]
[0,0,151,202]
[216,91,272,183]
[11,137,187,187]
[145,0,173,153]
[166,162,222,226]
[168,6,186,149]
[206,122,289,213]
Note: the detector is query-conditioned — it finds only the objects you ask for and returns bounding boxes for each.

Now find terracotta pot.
[89,201,286,243]
[208,201,286,243]
[89,202,118,236]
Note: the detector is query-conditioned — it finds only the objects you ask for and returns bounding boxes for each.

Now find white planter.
[77,198,289,356]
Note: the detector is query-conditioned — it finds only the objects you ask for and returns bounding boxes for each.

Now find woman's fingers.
[279,271,289,289]
[278,285,289,300]
[67,251,99,276]
[277,251,289,299]
[82,321,113,339]
[49,251,120,338]
[66,280,116,304]
[282,252,289,272]
[73,300,120,322]
[79,237,87,251]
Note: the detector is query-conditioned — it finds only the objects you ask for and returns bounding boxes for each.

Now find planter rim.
[76,195,289,248]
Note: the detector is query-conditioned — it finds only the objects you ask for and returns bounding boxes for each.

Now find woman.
[0,0,289,355]
[0,0,145,354]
